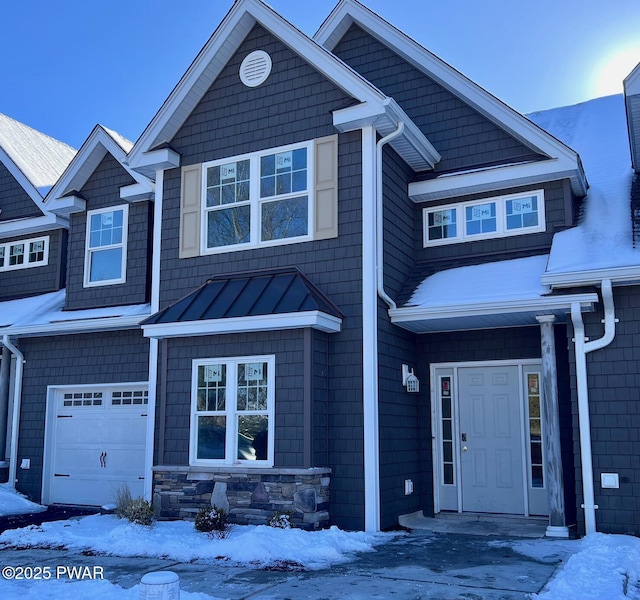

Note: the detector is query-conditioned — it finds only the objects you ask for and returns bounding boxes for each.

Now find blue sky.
[3,0,640,149]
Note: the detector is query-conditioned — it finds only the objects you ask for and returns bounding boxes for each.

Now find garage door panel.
[49,386,148,506]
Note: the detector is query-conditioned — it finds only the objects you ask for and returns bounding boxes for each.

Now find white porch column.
[536,315,569,538]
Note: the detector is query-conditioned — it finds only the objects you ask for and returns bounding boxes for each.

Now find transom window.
[0,236,49,272]
[191,356,275,466]
[423,190,544,246]
[202,142,312,252]
[84,205,128,286]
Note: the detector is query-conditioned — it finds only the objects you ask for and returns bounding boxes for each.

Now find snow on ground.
[0,484,46,516]
[494,533,640,600]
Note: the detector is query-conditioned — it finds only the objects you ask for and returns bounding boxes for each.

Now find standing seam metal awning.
[142,267,344,338]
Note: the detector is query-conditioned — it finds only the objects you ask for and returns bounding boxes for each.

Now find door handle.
[99,452,107,468]
[462,446,468,452]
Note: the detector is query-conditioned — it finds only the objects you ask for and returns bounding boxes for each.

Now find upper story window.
[423,190,545,247]
[84,205,128,287]
[202,141,312,253]
[190,355,275,466]
[0,236,49,272]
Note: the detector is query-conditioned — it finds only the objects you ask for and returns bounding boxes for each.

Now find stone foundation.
[153,466,331,530]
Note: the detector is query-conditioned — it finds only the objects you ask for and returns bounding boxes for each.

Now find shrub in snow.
[113,484,133,519]
[268,510,294,529]
[121,497,154,526]
[194,505,229,538]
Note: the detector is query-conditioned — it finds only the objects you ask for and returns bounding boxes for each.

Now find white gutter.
[376,121,405,310]
[2,335,24,488]
[570,278,617,534]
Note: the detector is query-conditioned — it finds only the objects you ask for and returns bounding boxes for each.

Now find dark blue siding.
[64,154,151,310]
[16,330,150,502]
[0,228,66,301]
[0,162,44,220]
[332,24,541,173]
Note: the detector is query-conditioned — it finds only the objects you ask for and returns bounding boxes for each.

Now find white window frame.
[423,189,545,247]
[0,236,49,272]
[190,355,275,467]
[201,140,314,254]
[83,205,128,287]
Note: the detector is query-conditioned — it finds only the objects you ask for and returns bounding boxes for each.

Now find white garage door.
[49,386,148,506]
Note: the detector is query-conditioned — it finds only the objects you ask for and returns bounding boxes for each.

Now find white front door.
[46,386,148,506]
[458,366,524,514]
[433,362,548,516]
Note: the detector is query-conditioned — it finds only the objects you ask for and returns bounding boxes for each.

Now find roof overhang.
[409,158,585,202]
[389,293,598,334]
[4,313,150,338]
[0,213,69,238]
[143,310,342,339]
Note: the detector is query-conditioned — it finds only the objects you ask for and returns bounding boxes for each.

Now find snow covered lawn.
[0,484,46,517]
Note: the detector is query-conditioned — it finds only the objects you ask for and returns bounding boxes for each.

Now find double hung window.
[423,190,544,246]
[84,205,128,286]
[0,236,49,272]
[203,142,312,252]
[191,356,274,466]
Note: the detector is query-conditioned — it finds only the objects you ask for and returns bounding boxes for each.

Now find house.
[1,0,639,537]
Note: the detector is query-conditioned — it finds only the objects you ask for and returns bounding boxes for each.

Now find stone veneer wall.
[153,467,331,530]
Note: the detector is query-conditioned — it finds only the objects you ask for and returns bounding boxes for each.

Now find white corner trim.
[142,311,342,339]
[129,148,181,179]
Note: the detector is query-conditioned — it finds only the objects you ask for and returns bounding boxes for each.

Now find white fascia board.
[0,147,45,206]
[142,311,342,339]
[2,314,150,338]
[45,195,86,216]
[129,148,181,180]
[315,0,586,187]
[0,213,69,238]
[390,293,598,325]
[409,160,582,202]
[129,0,387,174]
[333,98,440,171]
[542,266,640,288]
[120,180,155,202]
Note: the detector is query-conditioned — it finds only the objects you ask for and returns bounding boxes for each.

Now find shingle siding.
[16,330,150,502]
[568,286,640,535]
[157,25,366,529]
[0,228,67,300]
[64,154,151,310]
[0,161,44,220]
[332,24,542,173]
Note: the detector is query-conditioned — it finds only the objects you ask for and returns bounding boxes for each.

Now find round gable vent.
[239,50,272,88]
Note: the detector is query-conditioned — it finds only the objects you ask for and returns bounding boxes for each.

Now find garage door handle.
[99,452,107,468]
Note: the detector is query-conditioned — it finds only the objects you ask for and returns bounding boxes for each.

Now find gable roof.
[316,0,587,200]
[46,125,154,217]
[0,114,76,238]
[143,267,343,337]
[128,0,440,178]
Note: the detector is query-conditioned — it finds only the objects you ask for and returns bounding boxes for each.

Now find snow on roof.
[527,94,638,275]
[0,114,76,197]
[102,126,134,153]
[407,255,550,307]
[0,290,65,329]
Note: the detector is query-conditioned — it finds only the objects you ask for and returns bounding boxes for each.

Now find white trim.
[143,311,342,339]
[423,189,545,247]
[83,204,129,288]
[542,265,640,288]
[0,235,49,272]
[145,338,159,502]
[3,313,150,338]
[0,214,68,239]
[189,355,275,467]
[315,0,586,196]
[361,125,380,532]
[200,140,314,254]
[410,161,583,203]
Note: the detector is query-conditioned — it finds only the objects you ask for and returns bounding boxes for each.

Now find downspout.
[376,122,404,310]
[570,278,616,534]
[2,335,24,488]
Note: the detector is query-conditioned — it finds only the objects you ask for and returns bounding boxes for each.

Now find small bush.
[195,505,229,538]
[113,484,133,519]
[268,510,294,529]
[121,497,154,526]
